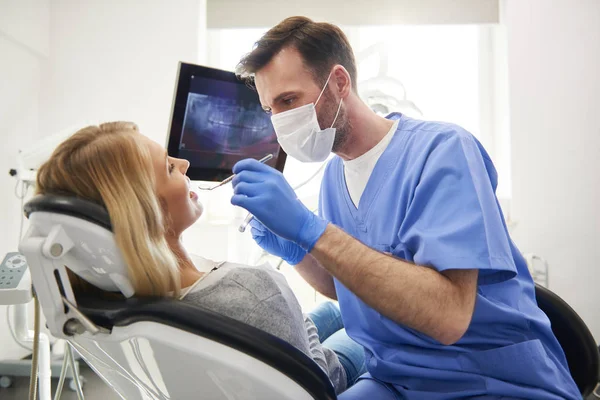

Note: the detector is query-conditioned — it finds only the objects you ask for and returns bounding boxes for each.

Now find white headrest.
[28,211,135,298]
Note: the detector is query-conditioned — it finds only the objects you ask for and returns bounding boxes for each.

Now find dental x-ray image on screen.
[167,63,286,182]
[182,93,275,156]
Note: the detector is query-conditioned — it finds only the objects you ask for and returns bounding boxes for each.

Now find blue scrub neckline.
[337,113,408,229]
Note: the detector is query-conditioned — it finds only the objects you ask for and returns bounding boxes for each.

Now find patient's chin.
[184,202,203,231]
[171,203,203,237]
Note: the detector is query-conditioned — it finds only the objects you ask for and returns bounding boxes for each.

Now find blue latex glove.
[249,219,306,265]
[231,159,328,251]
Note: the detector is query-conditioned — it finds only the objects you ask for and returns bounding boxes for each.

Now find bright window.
[206,24,509,196]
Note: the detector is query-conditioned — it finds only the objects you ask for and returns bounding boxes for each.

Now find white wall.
[40,0,203,144]
[0,0,207,361]
[0,0,50,58]
[505,0,600,340]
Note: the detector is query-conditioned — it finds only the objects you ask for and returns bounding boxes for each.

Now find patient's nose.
[178,158,190,173]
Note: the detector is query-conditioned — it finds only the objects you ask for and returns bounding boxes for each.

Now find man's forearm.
[310,224,477,345]
[295,254,337,300]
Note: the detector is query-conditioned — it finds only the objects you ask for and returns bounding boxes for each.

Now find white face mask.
[270,72,343,162]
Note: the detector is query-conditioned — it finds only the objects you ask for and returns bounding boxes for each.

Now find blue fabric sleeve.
[398,131,516,285]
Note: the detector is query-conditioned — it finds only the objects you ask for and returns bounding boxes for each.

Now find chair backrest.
[535,284,599,396]
[20,194,337,400]
[71,296,337,400]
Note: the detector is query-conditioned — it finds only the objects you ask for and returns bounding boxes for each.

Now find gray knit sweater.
[179,258,346,394]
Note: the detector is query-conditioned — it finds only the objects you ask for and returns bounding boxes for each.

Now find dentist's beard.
[332,113,351,153]
[317,91,350,154]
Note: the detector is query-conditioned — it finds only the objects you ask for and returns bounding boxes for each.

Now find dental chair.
[19,195,337,400]
[534,284,600,397]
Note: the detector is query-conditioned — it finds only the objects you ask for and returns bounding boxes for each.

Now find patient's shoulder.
[222,263,286,301]
[181,263,304,343]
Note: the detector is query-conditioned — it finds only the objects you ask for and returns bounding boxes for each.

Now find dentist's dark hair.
[237,16,357,91]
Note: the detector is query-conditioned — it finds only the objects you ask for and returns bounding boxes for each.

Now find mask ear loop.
[315,70,343,128]
[330,98,343,129]
[315,71,334,106]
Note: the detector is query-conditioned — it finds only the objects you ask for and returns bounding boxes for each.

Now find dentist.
[231,16,579,400]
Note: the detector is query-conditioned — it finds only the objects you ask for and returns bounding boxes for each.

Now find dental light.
[359,76,423,118]
[356,43,423,118]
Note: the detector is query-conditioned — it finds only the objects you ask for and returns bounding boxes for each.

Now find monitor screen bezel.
[166,62,287,182]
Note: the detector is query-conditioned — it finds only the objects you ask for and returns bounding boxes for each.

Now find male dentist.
[231,16,580,399]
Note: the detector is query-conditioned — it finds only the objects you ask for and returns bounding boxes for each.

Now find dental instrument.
[198,154,273,191]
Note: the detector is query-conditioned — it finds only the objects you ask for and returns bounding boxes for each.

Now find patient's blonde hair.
[36,122,181,297]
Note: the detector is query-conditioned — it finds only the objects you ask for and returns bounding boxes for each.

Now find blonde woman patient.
[35,121,366,395]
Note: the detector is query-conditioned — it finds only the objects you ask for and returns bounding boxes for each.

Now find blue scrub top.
[319,114,580,399]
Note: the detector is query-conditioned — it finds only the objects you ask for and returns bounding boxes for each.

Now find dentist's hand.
[249,219,306,265]
[231,159,328,251]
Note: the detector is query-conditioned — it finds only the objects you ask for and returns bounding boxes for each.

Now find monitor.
[166,62,286,182]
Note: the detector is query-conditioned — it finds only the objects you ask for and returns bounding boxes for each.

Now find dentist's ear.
[331,65,352,99]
